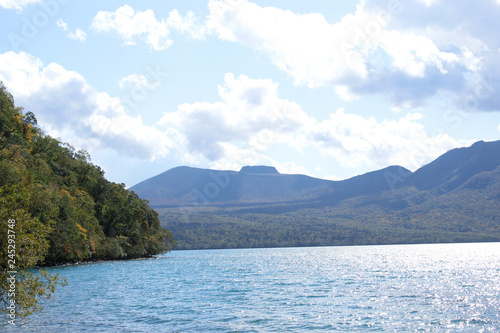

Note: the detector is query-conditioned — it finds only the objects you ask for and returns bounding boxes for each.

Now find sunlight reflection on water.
[11,242,500,332]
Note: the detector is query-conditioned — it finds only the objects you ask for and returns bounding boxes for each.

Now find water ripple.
[7,243,500,332]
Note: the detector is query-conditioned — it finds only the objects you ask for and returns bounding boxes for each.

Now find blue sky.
[1,0,499,187]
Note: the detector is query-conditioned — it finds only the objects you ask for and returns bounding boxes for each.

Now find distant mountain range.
[131,140,500,208]
[131,140,500,250]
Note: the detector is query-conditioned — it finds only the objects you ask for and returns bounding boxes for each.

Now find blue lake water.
[8,242,500,332]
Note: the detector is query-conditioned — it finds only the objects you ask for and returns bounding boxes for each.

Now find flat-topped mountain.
[130,164,412,208]
[130,165,334,207]
[240,165,279,174]
[131,140,500,209]
[130,140,500,250]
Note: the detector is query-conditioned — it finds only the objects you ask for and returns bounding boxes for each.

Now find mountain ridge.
[133,140,500,250]
[403,140,500,192]
[131,140,499,208]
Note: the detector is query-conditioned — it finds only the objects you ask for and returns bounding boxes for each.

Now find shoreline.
[35,253,171,268]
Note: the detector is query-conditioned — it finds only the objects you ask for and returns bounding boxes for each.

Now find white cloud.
[56,18,68,30]
[119,73,160,90]
[166,8,207,39]
[0,0,40,10]
[157,72,466,172]
[67,29,87,42]
[0,51,172,160]
[207,143,278,172]
[0,51,470,178]
[378,30,459,78]
[206,144,313,177]
[416,0,437,6]
[91,5,206,51]
[56,19,87,42]
[208,0,368,88]
[91,5,171,50]
[208,0,500,111]
[159,73,311,162]
[310,109,469,171]
[357,0,500,111]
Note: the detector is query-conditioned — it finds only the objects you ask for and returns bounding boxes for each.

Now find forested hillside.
[0,83,174,316]
[157,168,500,250]
[0,83,175,264]
[151,141,500,250]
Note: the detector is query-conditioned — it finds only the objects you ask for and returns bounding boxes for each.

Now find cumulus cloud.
[207,0,368,88]
[56,19,87,42]
[0,51,470,177]
[119,73,160,90]
[91,5,206,51]
[159,73,311,162]
[0,0,40,10]
[158,72,466,172]
[310,109,469,171]
[361,0,500,111]
[0,51,173,160]
[207,0,500,111]
[208,143,313,176]
[207,143,278,171]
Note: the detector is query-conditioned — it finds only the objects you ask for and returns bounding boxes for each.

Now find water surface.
[9,243,500,332]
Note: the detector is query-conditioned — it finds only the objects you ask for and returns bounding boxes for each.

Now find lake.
[8,242,500,332]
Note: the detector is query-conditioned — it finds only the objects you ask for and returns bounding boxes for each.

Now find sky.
[0,0,499,187]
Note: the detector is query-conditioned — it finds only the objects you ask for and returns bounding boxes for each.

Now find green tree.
[0,82,175,318]
[0,185,66,318]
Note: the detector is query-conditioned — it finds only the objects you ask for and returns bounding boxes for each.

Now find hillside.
[404,140,500,192]
[132,140,500,250]
[0,83,175,266]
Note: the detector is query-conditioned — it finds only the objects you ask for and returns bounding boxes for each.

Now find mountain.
[131,140,500,208]
[240,165,280,174]
[317,165,412,203]
[131,140,500,250]
[131,164,418,208]
[404,140,500,192]
[130,165,335,207]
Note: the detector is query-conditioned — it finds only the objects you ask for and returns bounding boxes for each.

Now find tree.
[0,82,175,319]
[0,185,66,319]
